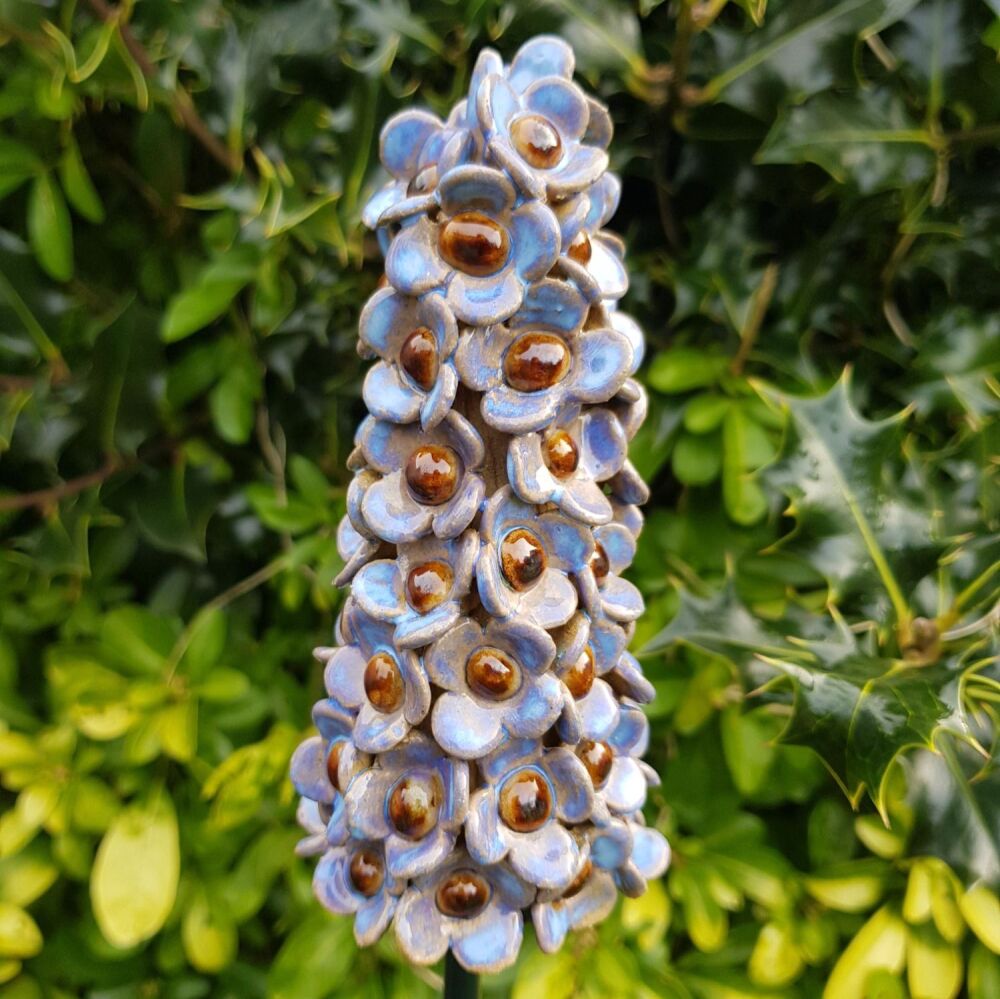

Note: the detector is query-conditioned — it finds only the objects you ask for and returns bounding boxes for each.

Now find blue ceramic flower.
[612,818,672,897]
[424,617,561,759]
[357,411,485,544]
[313,841,405,946]
[465,738,595,890]
[507,404,629,525]
[531,860,618,954]
[358,288,458,429]
[322,604,431,753]
[578,505,645,624]
[551,614,621,744]
[476,70,608,201]
[476,486,592,630]
[384,165,560,326]
[393,850,533,973]
[454,278,633,434]
[344,732,469,880]
[289,699,370,848]
[334,513,378,587]
[606,649,656,705]
[352,529,477,649]
[588,700,660,818]
[294,797,329,858]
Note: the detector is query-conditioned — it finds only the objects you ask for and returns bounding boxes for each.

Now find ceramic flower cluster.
[290,34,669,974]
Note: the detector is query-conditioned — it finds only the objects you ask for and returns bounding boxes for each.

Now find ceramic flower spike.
[290,34,670,975]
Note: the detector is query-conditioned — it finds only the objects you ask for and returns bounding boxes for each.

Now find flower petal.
[583,408,629,479]
[603,757,647,814]
[386,824,455,879]
[523,77,589,143]
[394,889,449,965]
[482,383,559,434]
[354,889,397,947]
[508,820,579,890]
[577,678,621,741]
[452,907,524,974]
[313,850,359,915]
[380,109,442,179]
[420,361,458,430]
[487,616,556,673]
[507,432,556,505]
[352,560,405,622]
[425,618,478,689]
[508,35,575,91]
[590,232,628,300]
[544,747,595,823]
[524,568,578,629]
[323,646,367,709]
[465,787,507,865]
[394,601,461,649]
[560,478,613,525]
[601,576,644,622]
[447,268,523,326]
[476,542,517,619]
[289,735,334,804]
[513,277,587,334]
[590,816,633,870]
[454,329,502,391]
[549,144,608,197]
[362,180,405,231]
[476,75,520,139]
[571,328,633,404]
[433,472,484,539]
[344,768,392,839]
[354,702,410,753]
[486,136,545,200]
[432,691,505,759]
[610,701,650,756]
[588,615,628,674]
[361,471,433,544]
[504,673,563,738]
[632,825,671,880]
[584,98,614,149]
[386,216,450,295]
[608,651,655,703]
[437,164,515,216]
[511,200,561,281]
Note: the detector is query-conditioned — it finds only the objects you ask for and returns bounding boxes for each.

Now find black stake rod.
[444,951,479,999]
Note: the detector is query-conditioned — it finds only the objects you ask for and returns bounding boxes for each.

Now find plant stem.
[444,952,478,999]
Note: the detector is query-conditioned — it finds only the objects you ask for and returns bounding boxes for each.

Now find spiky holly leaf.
[760,374,943,624]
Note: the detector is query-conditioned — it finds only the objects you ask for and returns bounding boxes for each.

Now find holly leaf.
[759,373,942,623]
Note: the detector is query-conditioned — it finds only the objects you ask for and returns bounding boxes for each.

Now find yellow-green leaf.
[181,889,237,973]
[958,885,1000,953]
[91,798,179,948]
[0,902,42,959]
[823,904,906,999]
[58,138,105,223]
[906,922,962,999]
[27,174,73,281]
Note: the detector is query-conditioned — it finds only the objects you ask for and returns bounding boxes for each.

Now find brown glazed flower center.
[466,646,521,700]
[510,114,563,169]
[439,211,510,276]
[399,327,439,391]
[567,230,592,264]
[504,333,571,392]
[436,870,492,918]
[499,768,552,832]
[562,859,593,900]
[349,848,385,897]
[564,646,595,699]
[325,739,345,791]
[405,445,459,505]
[577,740,613,787]
[544,430,579,479]
[363,652,404,713]
[499,528,546,591]
[589,542,610,583]
[388,774,441,839]
[405,560,454,613]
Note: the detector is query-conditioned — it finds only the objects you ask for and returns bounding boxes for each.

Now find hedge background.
[0,1,998,997]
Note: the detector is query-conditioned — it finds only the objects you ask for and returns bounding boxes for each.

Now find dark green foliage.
[0,1,997,997]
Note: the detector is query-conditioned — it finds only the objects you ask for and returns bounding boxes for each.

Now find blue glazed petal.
[420,362,457,430]
[352,560,404,622]
[313,850,357,914]
[576,677,620,741]
[451,907,523,973]
[590,233,629,300]
[437,164,515,216]
[394,601,460,649]
[551,145,609,197]
[561,479,613,524]
[532,892,576,952]
[386,824,455,879]
[596,521,636,570]
[424,618,475,689]
[323,647,367,709]
[465,787,506,865]
[610,651,655,703]
[476,542,517,619]
[523,569,578,629]
[464,48,503,125]
[361,472,433,544]
[603,757,647,814]
[508,35,575,92]
[482,383,559,434]
[590,818,632,869]
[541,512,594,570]
[511,201,561,281]
[358,286,402,354]
[448,268,523,326]
[584,409,629,479]
[572,328,633,403]
[504,673,563,737]
[476,75,520,139]
[544,747,595,823]
[508,819,579,890]
[289,735,334,804]
[327,797,350,847]
[354,702,411,753]
[362,181,405,231]
[432,473,484,539]
[523,77,589,142]
[354,889,397,946]
[514,278,587,333]
[454,330,502,391]
[343,768,393,839]
[601,575,644,622]
[394,890,449,965]
[610,701,649,756]
[488,616,556,673]
[433,691,505,759]
[362,363,423,424]
[380,109,442,178]
[584,98,614,149]
[486,136,545,200]
[386,217,450,295]
[631,825,671,880]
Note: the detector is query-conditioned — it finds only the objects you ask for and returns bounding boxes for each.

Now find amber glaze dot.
[568,230,592,265]
[405,445,459,505]
[589,542,610,583]
[436,870,491,919]
[510,114,563,169]
[466,646,521,701]
[388,774,440,839]
[500,528,546,591]
[364,652,404,713]
[577,740,613,788]
[499,769,552,832]
[399,327,438,391]
[562,859,593,900]
[544,430,579,479]
[326,740,345,791]
[405,560,453,613]
[438,211,510,276]
[504,334,571,392]
[349,848,385,897]
[564,646,595,700]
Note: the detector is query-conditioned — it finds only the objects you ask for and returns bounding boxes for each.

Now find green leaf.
[723,406,769,525]
[182,888,237,973]
[90,797,179,948]
[161,245,260,342]
[0,902,42,959]
[58,138,105,223]
[684,394,732,434]
[209,353,261,444]
[647,348,729,394]
[757,92,936,195]
[673,432,722,486]
[27,174,73,281]
[0,138,42,199]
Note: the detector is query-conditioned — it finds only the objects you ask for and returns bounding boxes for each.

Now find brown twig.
[0,456,126,513]
[85,0,241,174]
